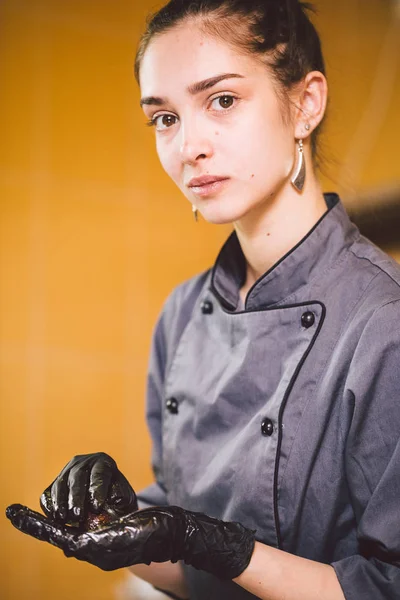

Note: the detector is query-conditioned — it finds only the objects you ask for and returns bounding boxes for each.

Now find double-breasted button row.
[301,311,315,328]
[200,299,315,331]
[201,300,213,314]
[261,418,274,436]
[166,399,275,438]
[166,397,179,414]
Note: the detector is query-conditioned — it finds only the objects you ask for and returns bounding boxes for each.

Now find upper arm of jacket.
[344,299,400,509]
[333,298,400,599]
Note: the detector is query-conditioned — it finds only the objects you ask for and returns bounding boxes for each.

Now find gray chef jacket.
[137,193,400,600]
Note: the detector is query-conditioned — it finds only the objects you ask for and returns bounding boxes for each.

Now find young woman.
[7,1,400,599]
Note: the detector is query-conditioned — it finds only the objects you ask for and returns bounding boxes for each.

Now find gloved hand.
[39,452,138,528]
[6,503,256,579]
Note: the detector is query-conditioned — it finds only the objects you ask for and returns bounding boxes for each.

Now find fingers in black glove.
[6,504,80,555]
[6,503,166,570]
[6,503,256,579]
[40,452,138,526]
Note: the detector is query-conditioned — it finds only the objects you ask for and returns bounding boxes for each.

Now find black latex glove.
[39,452,138,527]
[6,503,256,580]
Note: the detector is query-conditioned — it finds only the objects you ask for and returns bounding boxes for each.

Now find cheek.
[240,113,293,175]
[156,139,180,182]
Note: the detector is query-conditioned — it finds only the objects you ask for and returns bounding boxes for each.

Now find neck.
[234,170,327,302]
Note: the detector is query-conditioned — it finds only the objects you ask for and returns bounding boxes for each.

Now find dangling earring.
[291,139,306,193]
[192,204,198,222]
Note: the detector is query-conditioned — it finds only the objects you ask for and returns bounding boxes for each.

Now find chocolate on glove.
[6,503,256,580]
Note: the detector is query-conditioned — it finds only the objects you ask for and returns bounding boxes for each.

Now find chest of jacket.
[162,292,329,546]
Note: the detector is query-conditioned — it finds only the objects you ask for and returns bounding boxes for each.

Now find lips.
[187,175,229,188]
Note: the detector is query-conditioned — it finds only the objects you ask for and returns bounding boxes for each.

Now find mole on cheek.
[215,131,219,136]
[251,174,255,178]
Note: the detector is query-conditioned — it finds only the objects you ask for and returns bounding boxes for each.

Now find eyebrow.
[139,73,245,107]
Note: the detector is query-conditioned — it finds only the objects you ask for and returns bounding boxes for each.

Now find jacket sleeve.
[136,271,210,510]
[136,302,170,509]
[332,299,400,600]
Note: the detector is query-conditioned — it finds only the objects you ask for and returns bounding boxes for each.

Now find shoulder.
[321,231,400,362]
[332,233,400,335]
[344,240,400,381]
[152,268,211,359]
[348,234,400,306]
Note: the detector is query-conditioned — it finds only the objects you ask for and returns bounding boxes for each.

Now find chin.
[199,199,255,225]
[203,216,234,225]
[199,208,239,225]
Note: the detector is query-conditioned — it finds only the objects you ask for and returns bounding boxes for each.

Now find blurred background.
[1,0,399,598]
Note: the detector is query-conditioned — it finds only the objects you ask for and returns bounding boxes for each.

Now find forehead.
[139,25,263,95]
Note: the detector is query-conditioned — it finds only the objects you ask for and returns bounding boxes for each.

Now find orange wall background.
[1,1,399,599]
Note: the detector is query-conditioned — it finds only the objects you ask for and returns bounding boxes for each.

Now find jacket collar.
[211,193,360,311]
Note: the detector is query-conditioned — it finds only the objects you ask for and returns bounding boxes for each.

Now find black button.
[166,397,179,414]
[261,418,274,436]
[201,300,213,315]
[301,311,315,328]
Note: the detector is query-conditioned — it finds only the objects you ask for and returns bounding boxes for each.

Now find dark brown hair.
[135,0,326,157]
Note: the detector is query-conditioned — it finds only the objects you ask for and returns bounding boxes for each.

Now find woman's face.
[139,24,297,225]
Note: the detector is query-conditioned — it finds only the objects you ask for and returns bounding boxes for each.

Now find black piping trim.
[244,194,339,310]
[209,193,340,312]
[210,289,326,316]
[210,231,245,311]
[272,300,327,548]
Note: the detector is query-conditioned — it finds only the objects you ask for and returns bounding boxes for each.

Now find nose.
[179,121,213,165]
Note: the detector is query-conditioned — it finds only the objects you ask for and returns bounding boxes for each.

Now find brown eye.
[152,114,178,131]
[219,95,234,109]
[210,95,236,112]
[161,115,176,127]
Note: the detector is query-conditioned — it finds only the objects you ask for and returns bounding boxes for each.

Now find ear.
[293,71,328,139]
